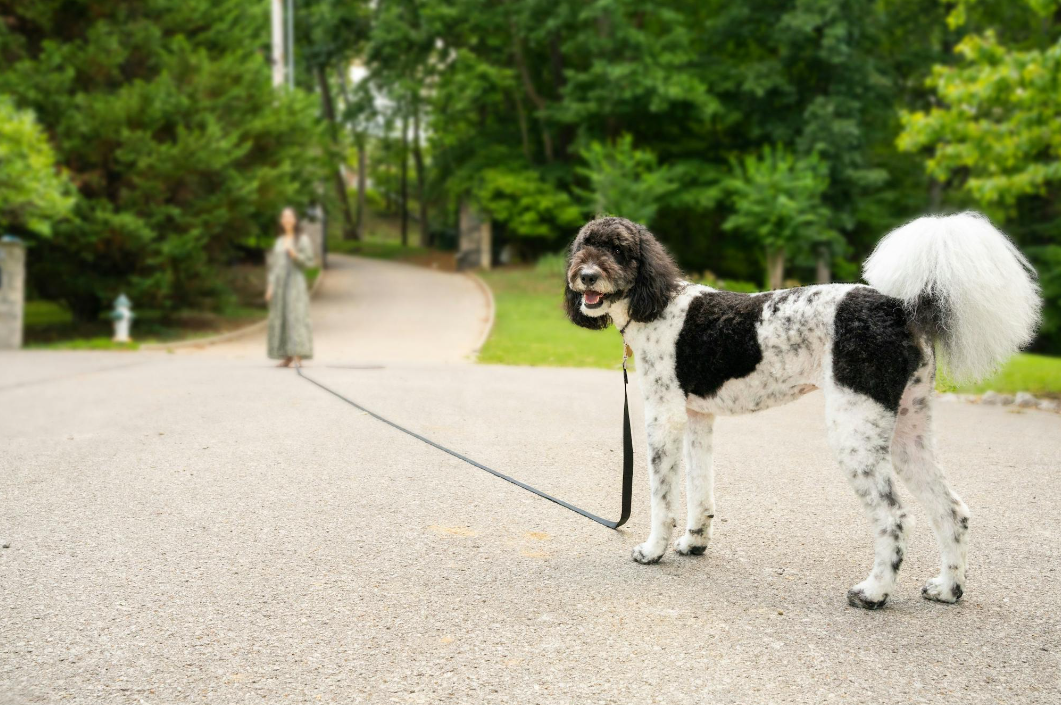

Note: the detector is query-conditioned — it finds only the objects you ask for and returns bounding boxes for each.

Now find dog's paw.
[846,581,890,610]
[674,531,708,556]
[921,576,963,604]
[631,542,665,565]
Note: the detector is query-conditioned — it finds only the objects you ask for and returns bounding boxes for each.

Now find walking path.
[2,256,1059,704]
[195,254,490,363]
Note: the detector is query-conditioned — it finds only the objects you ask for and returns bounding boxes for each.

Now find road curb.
[465,271,495,360]
[141,267,327,351]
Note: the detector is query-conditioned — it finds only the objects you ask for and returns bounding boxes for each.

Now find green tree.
[575,134,678,226]
[295,0,372,240]
[473,167,582,240]
[702,0,891,241]
[723,145,839,289]
[0,0,329,321]
[362,0,439,247]
[343,0,1053,349]
[898,0,1061,350]
[0,97,73,236]
[898,10,1061,206]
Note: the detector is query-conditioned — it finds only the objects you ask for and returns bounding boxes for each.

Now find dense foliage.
[3,0,1059,352]
[0,0,328,320]
[0,96,73,236]
[898,0,1061,350]
[343,0,1059,351]
[722,145,839,289]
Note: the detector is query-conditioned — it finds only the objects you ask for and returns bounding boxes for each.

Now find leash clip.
[621,337,630,384]
[619,321,631,383]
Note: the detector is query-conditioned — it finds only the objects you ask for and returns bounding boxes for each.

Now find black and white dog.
[565,214,1040,609]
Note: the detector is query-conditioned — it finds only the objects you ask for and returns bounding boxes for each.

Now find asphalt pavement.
[2,256,1059,703]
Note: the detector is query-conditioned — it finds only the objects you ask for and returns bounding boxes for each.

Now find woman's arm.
[265,248,279,301]
[289,235,316,270]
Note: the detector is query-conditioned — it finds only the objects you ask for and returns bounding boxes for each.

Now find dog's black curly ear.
[628,225,681,323]
[565,281,610,330]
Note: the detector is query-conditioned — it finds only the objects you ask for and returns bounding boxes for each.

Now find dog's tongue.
[584,291,602,304]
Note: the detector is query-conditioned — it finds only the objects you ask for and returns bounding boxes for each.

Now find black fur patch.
[675,291,773,398]
[832,288,922,412]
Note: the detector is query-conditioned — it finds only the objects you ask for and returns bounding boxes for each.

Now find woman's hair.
[277,206,301,236]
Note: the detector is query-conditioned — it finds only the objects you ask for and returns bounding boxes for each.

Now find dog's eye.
[613,247,622,257]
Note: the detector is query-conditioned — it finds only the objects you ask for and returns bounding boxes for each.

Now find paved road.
[191,253,492,363]
[2,257,1060,703]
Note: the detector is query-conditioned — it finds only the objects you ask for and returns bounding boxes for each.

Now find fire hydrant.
[111,294,134,343]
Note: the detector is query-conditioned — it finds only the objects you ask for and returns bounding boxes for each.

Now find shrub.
[0,1,329,321]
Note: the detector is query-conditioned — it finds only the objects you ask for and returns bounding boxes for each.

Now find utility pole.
[271,0,295,88]
[270,0,325,267]
[271,0,286,88]
[286,0,295,89]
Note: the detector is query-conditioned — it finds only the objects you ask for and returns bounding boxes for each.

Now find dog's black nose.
[580,270,599,287]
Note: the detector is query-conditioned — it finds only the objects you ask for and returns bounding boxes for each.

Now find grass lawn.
[330,237,433,262]
[24,300,268,350]
[328,208,456,270]
[477,265,626,369]
[476,265,1061,395]
[23,262,274,350]
[941,353,1061,398]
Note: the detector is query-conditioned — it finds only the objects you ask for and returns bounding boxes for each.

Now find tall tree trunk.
[766,248,785,290]
[355,132,366,242]
[412,98,429,247]
[336,64,364,242]
[510,23,554,162]
[315,65,356,239]
[549,35,572,158]
[399,110,409,247]
[513,90,531,162]
[929,178,943,212]
[815,244,831,284]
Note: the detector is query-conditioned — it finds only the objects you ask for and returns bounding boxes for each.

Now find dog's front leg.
[676,409,715,556]
[632,404,686,564]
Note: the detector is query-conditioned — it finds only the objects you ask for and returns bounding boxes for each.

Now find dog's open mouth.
[583,291,605,309]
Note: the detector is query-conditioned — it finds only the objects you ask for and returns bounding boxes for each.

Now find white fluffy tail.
[862,212,1041,382]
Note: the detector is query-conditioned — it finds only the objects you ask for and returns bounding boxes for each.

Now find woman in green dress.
[265,207,315,367]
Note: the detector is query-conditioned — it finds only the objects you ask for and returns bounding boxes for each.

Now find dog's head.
[565,217,681,329]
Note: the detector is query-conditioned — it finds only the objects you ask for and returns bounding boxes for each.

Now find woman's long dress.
[267,234,315,359]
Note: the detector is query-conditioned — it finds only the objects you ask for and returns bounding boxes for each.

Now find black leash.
[294,361,634,529]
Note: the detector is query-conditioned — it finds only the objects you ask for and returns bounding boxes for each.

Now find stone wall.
[303,204,326,268]
[0,238,26,349]
[457,199,492,271]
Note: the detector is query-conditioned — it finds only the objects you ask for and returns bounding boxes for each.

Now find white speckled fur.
[597,283,967,607]
[864,212,1040,382]
[567,212,1039,608]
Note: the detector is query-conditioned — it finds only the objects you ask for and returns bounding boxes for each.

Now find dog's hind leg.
[675,408,715,556]
[631,403,686,564]
[892,364,969,604]
[825,386,907,609]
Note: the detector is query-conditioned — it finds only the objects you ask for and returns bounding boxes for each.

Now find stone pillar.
[303,204,326,268]
[458,199,492,271]
[815,243,831,285]
[479,220,492,271]
[0,237,26,349]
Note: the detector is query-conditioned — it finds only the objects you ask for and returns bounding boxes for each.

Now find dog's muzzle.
[583,290,605,309]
